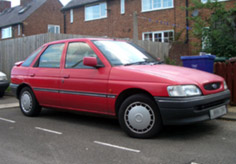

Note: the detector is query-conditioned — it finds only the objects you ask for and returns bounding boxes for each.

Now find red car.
[10,38,230,138]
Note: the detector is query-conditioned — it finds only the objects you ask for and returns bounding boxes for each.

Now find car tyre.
[0,91,4,97]
[19,87,41,117]
[118,94,162,138]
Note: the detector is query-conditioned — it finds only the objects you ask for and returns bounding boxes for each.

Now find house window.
[85,2,107,21]
[201,0,229,3]
[142,0,174,12]
[48,25,60,34]
[70,9,73,23]
[121,0,125,14]
[1,26,12,39]
[142,30,174,43]
[18,24,21,36]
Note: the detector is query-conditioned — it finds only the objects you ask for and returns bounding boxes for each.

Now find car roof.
[43,38,124,46]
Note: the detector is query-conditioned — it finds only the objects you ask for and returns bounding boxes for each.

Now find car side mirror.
[83,57,104,68]
[15,61,24,67]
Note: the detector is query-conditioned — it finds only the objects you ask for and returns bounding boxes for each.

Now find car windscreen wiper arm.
[124,61,150,66]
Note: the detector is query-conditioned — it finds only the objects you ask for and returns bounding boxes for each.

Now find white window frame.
[70,9,73,23]
[48,25,60,34]
[1,26,12,39]
[84,2,107,21]
[141,0,174,12]
[142,30,174,43]
[121,0,125,14]
[18,24,21,36]
[201,0,229,4]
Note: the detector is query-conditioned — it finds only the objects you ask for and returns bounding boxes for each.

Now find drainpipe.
[22,23,24,36]
[185,0,189,44]
[63,11,66,34]
[133,11,138,42]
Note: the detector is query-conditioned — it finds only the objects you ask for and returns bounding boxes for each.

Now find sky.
[6,0,71,7]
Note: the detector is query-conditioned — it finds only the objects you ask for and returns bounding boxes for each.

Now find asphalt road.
[0,106,236,164]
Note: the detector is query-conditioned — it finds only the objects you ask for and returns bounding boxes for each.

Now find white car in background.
[0,72,9,97]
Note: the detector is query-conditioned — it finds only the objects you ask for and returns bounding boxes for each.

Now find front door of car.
[60,41,110,114]
[28,43,65,108]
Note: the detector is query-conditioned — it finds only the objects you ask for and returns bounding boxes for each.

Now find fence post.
[232,63,236,105]
[226,62,233,104]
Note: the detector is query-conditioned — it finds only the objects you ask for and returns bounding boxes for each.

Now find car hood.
[110,64,224,85]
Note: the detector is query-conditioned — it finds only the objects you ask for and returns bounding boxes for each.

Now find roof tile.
[62,0,103,11]
[0,0,46,28]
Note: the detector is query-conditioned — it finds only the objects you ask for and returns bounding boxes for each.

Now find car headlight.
[0,75,7,81]
[224,81,228,90]
[167,85,202,97]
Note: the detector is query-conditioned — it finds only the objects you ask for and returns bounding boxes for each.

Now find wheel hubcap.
[124,102,155,134]
[20,91,32,113]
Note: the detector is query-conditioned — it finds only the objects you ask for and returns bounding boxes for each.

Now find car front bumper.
[155,90,230,125]
[0,80,9,92]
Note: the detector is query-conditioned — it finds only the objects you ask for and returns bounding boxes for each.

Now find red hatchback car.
[11,38,230,138]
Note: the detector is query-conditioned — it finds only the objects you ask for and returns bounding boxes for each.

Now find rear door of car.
[60,40,111,114]
[28,43,66,108]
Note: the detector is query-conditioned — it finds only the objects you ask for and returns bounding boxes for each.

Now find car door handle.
[63,75,70,78]
[29,73,35,77]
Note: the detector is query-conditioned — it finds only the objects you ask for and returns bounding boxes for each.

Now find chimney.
[20,0,32,6]
[0,1,11,12]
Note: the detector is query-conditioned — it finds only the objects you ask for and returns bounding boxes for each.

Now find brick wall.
[23,0,63,36]
[63,0,235,56]
[64,0,187,41]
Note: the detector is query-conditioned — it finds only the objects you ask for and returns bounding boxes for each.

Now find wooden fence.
[214,62,236,105]
[0,33,171,78]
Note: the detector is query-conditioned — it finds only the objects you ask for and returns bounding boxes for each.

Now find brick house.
[61,0,235,55]
[0,0,63,40]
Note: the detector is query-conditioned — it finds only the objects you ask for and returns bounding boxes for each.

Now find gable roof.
[0,0,47,28]
[62,0,103,11]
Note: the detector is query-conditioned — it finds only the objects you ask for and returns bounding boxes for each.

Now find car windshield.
[93,40,158,66]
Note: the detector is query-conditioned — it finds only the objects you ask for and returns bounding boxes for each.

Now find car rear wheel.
[118,94,162,138]
[19,87,41,117]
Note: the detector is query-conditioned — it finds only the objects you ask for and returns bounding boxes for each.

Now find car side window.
[37,43,65,68]
[22,46,45,67]
[65,42,98,69]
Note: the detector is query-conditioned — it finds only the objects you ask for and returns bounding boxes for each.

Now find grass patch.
[6,86,11,92]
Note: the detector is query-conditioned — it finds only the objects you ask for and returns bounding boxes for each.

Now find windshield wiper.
[124,60,164,66]
[124,61,149,66]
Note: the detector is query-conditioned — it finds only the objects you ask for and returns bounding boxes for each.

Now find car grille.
[194,99,228,111]
[204,82,221,91]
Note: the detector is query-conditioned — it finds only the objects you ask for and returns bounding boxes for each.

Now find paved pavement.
[221,105,236,121]
[1,95,236,164]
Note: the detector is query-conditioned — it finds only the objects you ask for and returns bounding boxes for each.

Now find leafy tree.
[188,0,236,58]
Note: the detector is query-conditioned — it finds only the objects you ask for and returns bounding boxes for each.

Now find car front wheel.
[118,94,162,138]
[0,91,4,97]
[19,87,41,117]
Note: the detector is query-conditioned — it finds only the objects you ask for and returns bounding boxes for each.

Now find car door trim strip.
[33,87,116,98]
[34,88,59,93]
[60,90,106,98]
